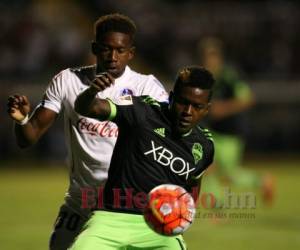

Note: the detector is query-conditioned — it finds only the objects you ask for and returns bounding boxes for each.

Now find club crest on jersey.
[144,140,195,180]
[192,143,203,164]
[121,88,134,96]
[116,95,133,105]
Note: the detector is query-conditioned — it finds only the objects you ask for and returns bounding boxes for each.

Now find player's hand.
[89,72,115,93]
[7,94,31,122]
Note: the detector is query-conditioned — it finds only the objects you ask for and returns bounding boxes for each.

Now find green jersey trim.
[141,96,161,108]
[193,170,206,179]
[107,99,117,121]
[197,126,214,142]
[181,129,193,137]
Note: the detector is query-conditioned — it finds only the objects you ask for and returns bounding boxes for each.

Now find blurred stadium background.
[0,0,299,249]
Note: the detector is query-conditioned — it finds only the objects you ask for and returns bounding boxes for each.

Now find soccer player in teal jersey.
[198,37,274,204]
[69,66,215,249]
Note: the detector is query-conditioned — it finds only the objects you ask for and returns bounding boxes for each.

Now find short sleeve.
[203,139,215,169]
[141,75,169,103]
[40,70,66,113]
[192,140,214,180]
[192,128,215,179]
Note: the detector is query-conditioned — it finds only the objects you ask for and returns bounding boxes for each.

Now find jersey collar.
[92,65,131,84]
[181,129,193,137]
[114,66,131,85]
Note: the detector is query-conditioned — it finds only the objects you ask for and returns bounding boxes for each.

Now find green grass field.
[0,158,300,250]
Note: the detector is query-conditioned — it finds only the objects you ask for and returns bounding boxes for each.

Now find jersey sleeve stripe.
[107,99,117,121]
[196,126,214,141]
[193,170,206,179]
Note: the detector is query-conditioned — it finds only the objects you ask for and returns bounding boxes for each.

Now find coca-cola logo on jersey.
[77,118,118,137]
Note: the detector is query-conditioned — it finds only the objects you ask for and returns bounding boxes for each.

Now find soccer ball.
[143,184,196,236]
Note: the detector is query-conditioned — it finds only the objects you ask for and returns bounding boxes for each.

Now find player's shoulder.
[125,67,167,100]
[128,67,151,79]
[126,95,165,115]
[137,95,164,108]
[52,65,94,80]
[195,125,214,143]
[52,68,69,80]
[127,67,160,84]
[194,126,215,166]
[70,65,95,73]
[70,65,95,80]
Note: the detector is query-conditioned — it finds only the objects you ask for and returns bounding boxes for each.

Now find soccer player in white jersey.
[7,13,168,250]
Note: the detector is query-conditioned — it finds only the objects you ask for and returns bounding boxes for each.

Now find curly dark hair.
[174,66,215,100]
[94,13,136,44]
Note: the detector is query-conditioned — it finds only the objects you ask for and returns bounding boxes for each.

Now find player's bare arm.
[210,95,255,120]
[75,73,114,120]
[7,95,57,148]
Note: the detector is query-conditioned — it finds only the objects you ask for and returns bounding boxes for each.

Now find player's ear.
[128,46,135,60]
[203,102,211,116]
[91,41,99,55]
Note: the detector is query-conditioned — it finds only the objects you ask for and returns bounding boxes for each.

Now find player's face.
[170,86,210,134]
[93,32,135,78]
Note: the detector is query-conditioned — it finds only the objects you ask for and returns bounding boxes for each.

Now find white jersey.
[41,65,168,216]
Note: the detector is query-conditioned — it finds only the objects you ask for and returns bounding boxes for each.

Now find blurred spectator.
[198,37,274,204]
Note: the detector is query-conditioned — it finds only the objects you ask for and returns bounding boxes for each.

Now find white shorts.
[49,204,90,250]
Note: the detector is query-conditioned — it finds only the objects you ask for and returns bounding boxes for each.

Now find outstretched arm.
[210,94,255,120]
[210,77,255,121]
[7,95,57,148]
[75,73,115,120]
